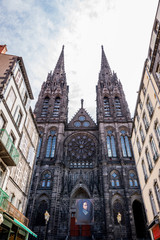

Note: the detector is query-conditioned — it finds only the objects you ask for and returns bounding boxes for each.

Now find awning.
[13,218,37,238]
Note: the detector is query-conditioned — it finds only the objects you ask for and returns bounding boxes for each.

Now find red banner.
[152,224,160,239]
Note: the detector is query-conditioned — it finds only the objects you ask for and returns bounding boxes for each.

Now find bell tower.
[34,45,69,124]
[97,46,131,123]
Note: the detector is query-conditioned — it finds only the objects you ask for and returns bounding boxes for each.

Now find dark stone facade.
[27,46,149,240]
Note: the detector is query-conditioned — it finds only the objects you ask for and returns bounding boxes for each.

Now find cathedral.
[27,46,149,240]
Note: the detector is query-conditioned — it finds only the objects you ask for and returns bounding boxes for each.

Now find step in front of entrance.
[70,237,92,240]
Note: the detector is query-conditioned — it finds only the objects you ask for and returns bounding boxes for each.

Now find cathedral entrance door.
[70,216,91,239]
[70,187,92,239]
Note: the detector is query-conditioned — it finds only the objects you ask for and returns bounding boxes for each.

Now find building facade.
[0,45,39,239]
[27,46,149,240]
[131,2,160,240]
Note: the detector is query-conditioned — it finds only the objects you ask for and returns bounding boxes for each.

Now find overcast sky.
[0,0,158,122]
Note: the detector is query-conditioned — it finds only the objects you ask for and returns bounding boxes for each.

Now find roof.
[0,53,33,99]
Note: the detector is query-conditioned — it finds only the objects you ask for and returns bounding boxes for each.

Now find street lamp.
[117,212,122,240]
[44,211,50,240]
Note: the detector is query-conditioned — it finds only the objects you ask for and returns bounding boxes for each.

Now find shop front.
[0,212,37,240]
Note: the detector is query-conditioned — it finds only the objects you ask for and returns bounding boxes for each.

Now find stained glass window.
[111,171,120,187]
[120,131,132,157]
[68,134,95,168]
[115,97,122,116]
[41,171,52,187]
[53,97,60,117]
[129,171,138,187]
[104,97,110,117]
[41,97,50,117]
[46,131,56,158]
[106,131,116,157]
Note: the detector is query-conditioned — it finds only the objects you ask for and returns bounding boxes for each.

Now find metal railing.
[0,188,29,226]
[0,128,19,165]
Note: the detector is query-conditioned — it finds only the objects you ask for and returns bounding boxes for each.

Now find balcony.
[0,129,19,166]
[0,188,29,227]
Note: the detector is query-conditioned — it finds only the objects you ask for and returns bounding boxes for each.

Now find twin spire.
[52,45,113,83]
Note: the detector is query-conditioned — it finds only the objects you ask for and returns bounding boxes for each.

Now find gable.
[68,108,97,129]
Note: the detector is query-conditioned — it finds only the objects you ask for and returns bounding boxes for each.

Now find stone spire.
[52,45,66,82]
[100,45,112,79]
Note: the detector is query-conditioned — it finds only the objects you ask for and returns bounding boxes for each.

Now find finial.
[101,45,104,50]
[81,99,84,108]
[62,45,64,50]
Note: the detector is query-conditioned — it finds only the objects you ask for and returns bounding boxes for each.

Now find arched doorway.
[132,200,146,239]
[70,187,92,239]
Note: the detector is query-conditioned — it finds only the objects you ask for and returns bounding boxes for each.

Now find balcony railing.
[0,188,29,226]
[0,187,9,210]
[0,128,19,166]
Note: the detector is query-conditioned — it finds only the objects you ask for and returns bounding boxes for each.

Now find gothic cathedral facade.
[27,47,148,240]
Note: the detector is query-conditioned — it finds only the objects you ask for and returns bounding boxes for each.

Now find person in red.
[75,199,93,225]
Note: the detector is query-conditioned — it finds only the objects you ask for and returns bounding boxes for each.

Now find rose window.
[67,134,96,168]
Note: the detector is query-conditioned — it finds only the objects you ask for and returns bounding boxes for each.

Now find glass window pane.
[51,136,56,157]
[46,136,52,157]
[111,136,117,157]
[121,136,127,157]
[107,136,112,157]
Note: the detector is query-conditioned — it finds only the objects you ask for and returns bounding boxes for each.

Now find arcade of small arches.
[38,169,138,190]
[33,186,146,239]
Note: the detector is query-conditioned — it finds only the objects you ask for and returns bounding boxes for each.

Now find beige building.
[131,2,160,239]
[0,45,39,239]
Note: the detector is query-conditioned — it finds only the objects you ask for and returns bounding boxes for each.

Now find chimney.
[0,45,7,54]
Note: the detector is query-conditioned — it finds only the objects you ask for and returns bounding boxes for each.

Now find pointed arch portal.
[70,187,92,239]
[132,200,146,239]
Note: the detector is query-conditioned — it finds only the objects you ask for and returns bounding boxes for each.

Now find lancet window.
[53,97,61,117]
[104,97,110,116]
[115,97,122,116]
[46,130,56,158]
[106,130,117,157]
[41,97,50,117]
[41,171,52,187]
[129,171,138,187]
[110,171,120,187]
[120,130,132,157]
[36,131,43,158]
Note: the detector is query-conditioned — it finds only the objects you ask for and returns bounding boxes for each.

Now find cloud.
[0,0,158,122]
